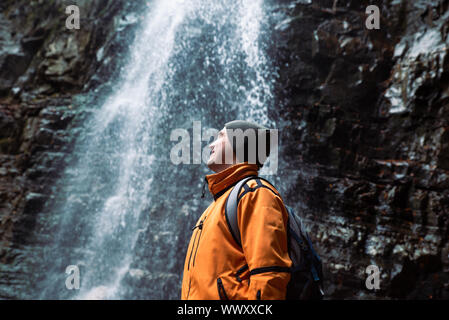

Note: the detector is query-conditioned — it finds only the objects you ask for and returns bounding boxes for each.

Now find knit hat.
[224,120,271,169]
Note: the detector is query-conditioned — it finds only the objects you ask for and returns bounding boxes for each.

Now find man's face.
[207,127,235,172]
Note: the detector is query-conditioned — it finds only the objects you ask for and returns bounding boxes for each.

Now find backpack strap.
[224,176,279,247]
[224,176,256,247]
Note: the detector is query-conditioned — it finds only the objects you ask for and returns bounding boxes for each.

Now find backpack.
[224,175,324,300]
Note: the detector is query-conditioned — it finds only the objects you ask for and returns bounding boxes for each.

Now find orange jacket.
[181,162,292,300]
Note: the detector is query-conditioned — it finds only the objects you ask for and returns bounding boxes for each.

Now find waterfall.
[38,0,278,299]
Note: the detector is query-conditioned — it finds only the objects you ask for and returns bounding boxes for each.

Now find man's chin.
[206,158,215,168]
[207,158,225,172]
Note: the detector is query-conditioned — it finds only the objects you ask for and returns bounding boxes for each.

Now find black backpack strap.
[225,176,279,247]
[224,176,256,247]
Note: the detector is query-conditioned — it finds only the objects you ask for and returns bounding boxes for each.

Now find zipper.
[217,278,229,300]
[185,210,209,299]
[187,224,200,271]
[188,218,205,270]
[191,219,204,231]
[192,220,204,267]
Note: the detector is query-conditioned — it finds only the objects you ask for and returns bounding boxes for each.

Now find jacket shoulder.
[237,177,282,201]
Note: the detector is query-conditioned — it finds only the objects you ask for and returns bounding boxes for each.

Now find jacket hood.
[204,162,259,200]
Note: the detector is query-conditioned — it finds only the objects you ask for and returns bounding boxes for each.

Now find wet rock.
[272,0,449,299]
[0,110,17,139]
[23,192,47,216]
[0,53,31,91]
[0,0,147,300]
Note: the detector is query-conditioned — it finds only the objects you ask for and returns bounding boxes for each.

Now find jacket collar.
[203,162,259,201]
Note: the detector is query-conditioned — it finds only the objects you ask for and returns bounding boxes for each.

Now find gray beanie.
[224,120,271,169]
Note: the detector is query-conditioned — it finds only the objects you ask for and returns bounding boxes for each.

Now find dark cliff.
[271,0,449,299]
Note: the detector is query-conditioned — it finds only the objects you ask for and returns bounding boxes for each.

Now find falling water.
[38,0,279,299]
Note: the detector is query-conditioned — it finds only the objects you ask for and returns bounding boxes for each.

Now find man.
[180,120,292,300]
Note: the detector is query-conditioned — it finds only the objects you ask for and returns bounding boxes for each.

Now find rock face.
[0,0,146,299]
[0,0,448,300]
[270,0,449,299]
